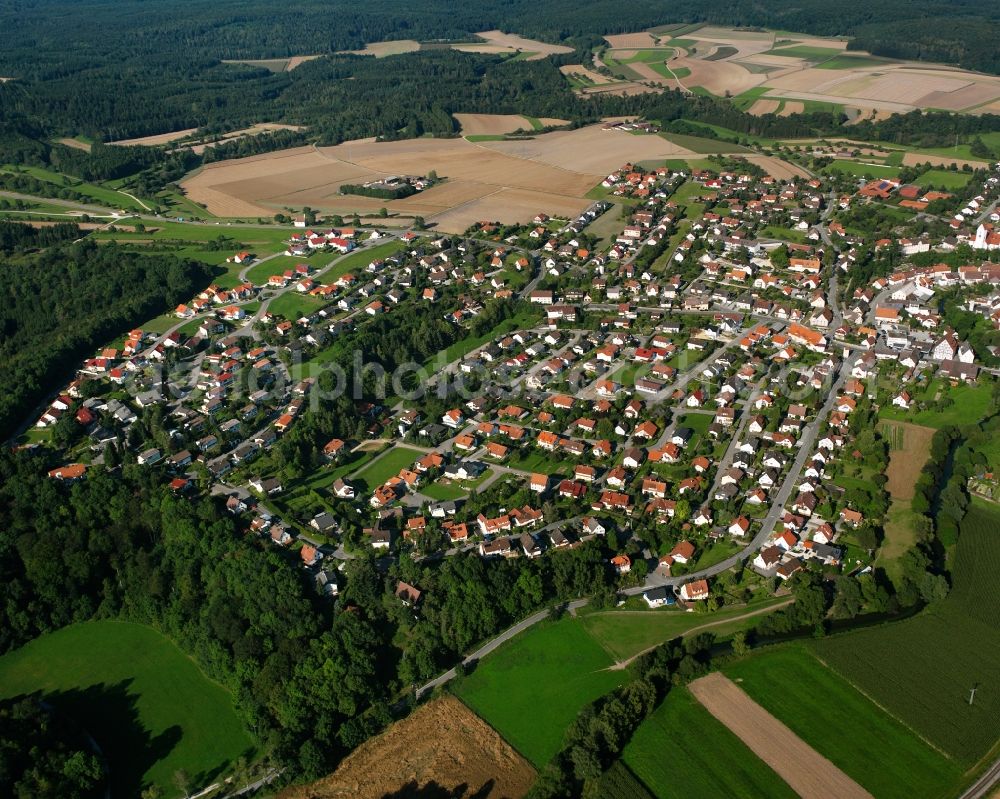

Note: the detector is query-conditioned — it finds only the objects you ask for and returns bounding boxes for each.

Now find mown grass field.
[914,168,973,189]
[454,617,626,766]
[352,445,418,490]
[814,499,1000,769]
[579,596,790,663]
[725,645,962,798]
[823,159,902,179]
[623,686,797,799]
[0,621,253,798]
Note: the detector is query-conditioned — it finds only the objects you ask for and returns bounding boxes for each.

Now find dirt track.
[689,672,873,799]
[278,695,535,799]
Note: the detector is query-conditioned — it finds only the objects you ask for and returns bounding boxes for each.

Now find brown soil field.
[180,128,623,230]
[479,125,695,173]
[778,100,805,116]
[690,673,874,799]
[109,128,197,147]
[278,696,535,799]
[915,82,1000,112]
[454,114,535,135]
[881,421,935,502]
[740,154,812,181]
[432,186,590,231]
[559,64,615,85]
[901,152,989,169]
[693,26,774,43]
[748,99,781,115]
[738,52,811,68]
[223,55,320,72]
[343,40,421,57]
[580,82,657,97]
[604,32,657,49]
[671,56,763,95]
[286,55,322,70]
[472,30,572,58]
[57,138,91,152]
[189,123,305,155]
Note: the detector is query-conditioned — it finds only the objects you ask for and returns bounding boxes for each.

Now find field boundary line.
[810,648,957,761]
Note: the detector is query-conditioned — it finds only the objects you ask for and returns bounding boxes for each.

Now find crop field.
[814,500,1000,769]
[452,30,573,60]
[724,645,961,798]
[454,617,626,766]
[454,113,566,136]
[625,24,1000,115]
[623,686,796,799]
[0,621,252,798]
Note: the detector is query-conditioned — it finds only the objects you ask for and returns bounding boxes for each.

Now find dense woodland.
[0,240,213,441]
[0,697,104,799]
[0,447,626,776]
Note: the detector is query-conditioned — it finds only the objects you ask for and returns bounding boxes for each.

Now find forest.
[2,1,1000,144]
[0,238,214,441]
[0,697,104,799]
[0,446,628,777]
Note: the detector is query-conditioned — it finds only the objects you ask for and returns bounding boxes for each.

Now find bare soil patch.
[689,672,873,799]
[278,695,535,799]
[109,128,197,147]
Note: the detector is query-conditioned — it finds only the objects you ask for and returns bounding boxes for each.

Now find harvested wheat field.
[604,32,658,49]
[581,82,658,97]
[740,155,812,181]
[453,114,567,135]
[477,125,696,174]
[777,100,804,116]
[343,40,421,57]
[748,99,781,115]
[671,56,764,95]
[189,123,304,155]
[689,673,873,799]
[57,137,91,152]
[109,128,197,147]
[278,696,535,799]
[559,64,615,85]
[465,30,572,59]
[901,152,989,169]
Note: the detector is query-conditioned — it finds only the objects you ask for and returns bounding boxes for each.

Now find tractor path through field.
[689,672,874,799]
[605,597,795,670]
